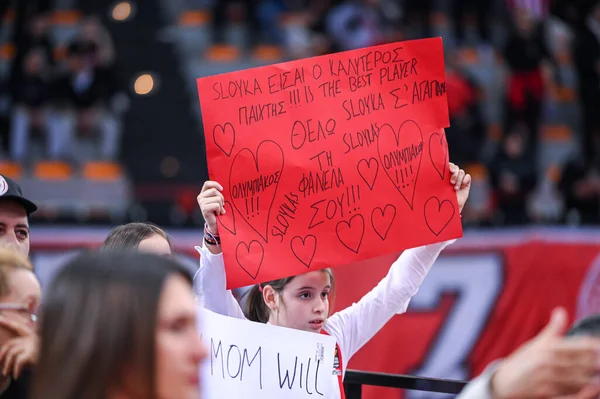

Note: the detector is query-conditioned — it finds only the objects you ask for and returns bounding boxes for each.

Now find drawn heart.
[213,123,236,157]
[336,214,365,254]
[429,130,448,180]
[377,120,423,210]
[371,204,397,241]
[424,196,455,236]
[290,235,317,268]
[217,201,236,235]
[229,140,284,243]
[236,240,264,279]
[357,157,379,191]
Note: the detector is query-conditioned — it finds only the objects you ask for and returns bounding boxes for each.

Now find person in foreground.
[30,252,207,399]
[457,308,600,399]
[0,249,41,399]
[195,162,470,399]
[101,222,172,256]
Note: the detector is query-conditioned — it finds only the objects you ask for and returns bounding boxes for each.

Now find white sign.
[198,308,337,399]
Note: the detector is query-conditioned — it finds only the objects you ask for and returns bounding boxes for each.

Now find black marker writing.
[342,93,385,121]
[343,122,380,154]
[278,353,298,389]
[289,85,314,107]
[349,73,373,92]
[379,57,418,85]
[308,185,361,228]
[382,142,424,170]
[318,80,342,98]
[271,192,300,242]
[238,101,286,126]
[412,80,446,104]
[211,339,225,378]
[298,168,345,198]
[231,172,281,199]
[310,150,333,171]
[268,67,306,94]
[212,79,263,100]
[291,118,336,150]
[277,354,323,395]
[210,339,263,388]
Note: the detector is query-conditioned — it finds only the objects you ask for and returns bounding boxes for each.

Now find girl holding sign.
[195,162,470,398]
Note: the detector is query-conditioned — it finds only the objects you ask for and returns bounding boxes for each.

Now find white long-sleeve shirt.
[194,239,454,398]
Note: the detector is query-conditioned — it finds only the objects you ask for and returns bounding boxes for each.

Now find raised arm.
[194,181,246,320]
[324,162,471,364]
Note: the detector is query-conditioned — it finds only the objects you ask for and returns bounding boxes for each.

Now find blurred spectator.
[506,0,551,22]
[23,13,54,68]
[9,49,52,163]
[403,0,434,39]
[50,41,121,161]
[489,126,537,225]
[503,6,557,158]
[72,16,116,69]
[452,0,490,44]
[211,0,261,47]
[306,0,338,54]
[326,0,397,51]
[30,252,206,399]
[559,156,600,224]
[0,250,41,399]
[444,52,485,165]
[573,1,600,166]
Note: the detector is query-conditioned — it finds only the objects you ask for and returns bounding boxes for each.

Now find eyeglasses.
[0,303,37,323]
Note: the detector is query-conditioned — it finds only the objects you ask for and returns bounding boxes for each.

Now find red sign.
[197,38,461,289]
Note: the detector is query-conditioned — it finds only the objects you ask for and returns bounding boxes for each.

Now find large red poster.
[197,38,462,289]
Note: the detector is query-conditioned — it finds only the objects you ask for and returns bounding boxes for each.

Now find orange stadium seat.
[206,44,241,62]
[0,44,15,60]
[34,161,72,181]
[178,10,211,26]
[541,125,573,142]
[83,161,123,181]
[0,161,23,180]
[51,10,82,25]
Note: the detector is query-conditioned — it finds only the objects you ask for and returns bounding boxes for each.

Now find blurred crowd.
[201,0,600,227]
[3,0,600,226]
[1,6,123,166]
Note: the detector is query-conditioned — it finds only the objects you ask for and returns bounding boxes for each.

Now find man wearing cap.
[0,175,38,399]
[0,175,37,257]
[0,175,37,259]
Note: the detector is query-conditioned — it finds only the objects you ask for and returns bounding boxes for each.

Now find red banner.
[333,237,600,399]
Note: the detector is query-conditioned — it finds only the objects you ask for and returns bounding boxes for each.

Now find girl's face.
[155,275,207,399]
[138,234,171,257]
[268,271,331,333]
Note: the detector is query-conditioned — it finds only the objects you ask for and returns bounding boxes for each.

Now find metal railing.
[343,370,468,399]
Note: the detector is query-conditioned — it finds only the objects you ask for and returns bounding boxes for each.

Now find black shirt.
[0,369,32,399]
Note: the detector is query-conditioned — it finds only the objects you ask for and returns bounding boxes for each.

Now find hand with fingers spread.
[448,163,471,213]
[491,308,600,399]
[197,181,226,254]
[0,314,38,379]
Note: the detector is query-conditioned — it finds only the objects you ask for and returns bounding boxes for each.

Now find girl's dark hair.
[30,252,192,399]
[101,222,171,252]
[246,268,336,323]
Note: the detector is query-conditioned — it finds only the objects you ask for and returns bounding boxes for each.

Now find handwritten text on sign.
[199,308,337,399]
[197,38,461,289]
